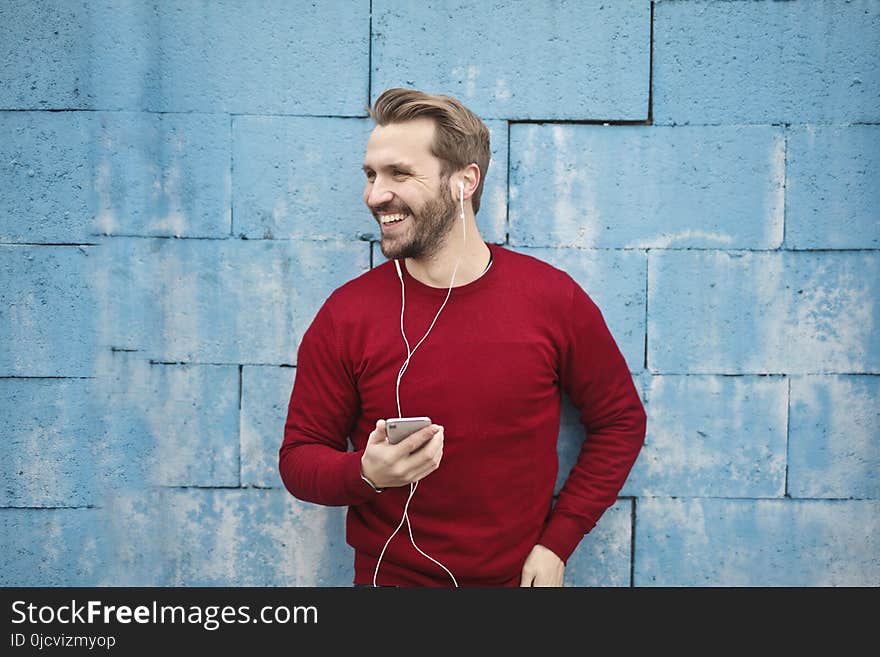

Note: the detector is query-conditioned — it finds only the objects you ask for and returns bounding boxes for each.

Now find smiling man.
[279,88,646,587]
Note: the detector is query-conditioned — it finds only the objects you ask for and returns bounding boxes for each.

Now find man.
[279,88,646,587]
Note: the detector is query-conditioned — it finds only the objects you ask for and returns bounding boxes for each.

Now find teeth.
[380,213,408,224]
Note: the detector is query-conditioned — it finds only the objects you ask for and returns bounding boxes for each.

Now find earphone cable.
[375,183,468,587]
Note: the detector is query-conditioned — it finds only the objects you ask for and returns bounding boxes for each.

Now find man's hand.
[520,544,565,587]
[360,419,444,489]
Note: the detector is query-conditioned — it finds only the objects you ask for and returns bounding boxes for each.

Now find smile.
[379,213,410,225]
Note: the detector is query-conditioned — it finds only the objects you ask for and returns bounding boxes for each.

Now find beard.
[376,178,457,261]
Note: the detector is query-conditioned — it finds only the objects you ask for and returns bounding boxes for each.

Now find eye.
[364,170,376,181]
[392,169,409,179]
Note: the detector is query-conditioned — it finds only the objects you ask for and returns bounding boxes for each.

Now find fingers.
[401,428,443,481]
[520,546,565,587]
[367,419,388,444]
[398,424,443,453]
[410,439,443,482]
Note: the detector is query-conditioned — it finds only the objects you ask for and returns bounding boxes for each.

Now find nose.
[365,177,394,209]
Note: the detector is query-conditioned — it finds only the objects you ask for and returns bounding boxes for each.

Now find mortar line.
[630,495,867,502]
[367,0,373,104]
[0,108,371,118]
[5,107,873,125]
[146,361,297,367]
[505,120,511,245]
[238,364,243,488]
[0,505,97,510]
[139,362,879,375]
[54,235,880,252]
[648,1,654,124]
[229,113,235,237]
[781,125,788,249]
[638,371,879,377]
[785,376,791,498]
[1,242,100,246]
[644,251,650,370]
[510,118,650,126]
[157,485,275,490]
[0,375,95,380]
[630,498,637,587]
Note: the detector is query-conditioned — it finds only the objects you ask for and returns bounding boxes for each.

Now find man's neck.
[404,224,491,289]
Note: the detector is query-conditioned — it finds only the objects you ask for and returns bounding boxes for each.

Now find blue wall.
[1,0,877,586]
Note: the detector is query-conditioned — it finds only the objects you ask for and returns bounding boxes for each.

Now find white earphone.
[376,178,469,587]
[459,181,466,219]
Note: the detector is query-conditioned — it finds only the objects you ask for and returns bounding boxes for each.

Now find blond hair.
[369,88,491,214]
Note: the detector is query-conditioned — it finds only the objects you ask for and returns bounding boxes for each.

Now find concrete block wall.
[1,0,877,586]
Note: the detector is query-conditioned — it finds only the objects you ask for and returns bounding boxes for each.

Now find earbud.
[458,181,465,220]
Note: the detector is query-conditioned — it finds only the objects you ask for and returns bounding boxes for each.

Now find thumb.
[368,419,388,444]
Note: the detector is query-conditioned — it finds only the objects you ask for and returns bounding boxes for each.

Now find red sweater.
[280,243,646,586]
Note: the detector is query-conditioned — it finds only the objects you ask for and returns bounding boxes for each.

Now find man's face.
[362,118,457,260]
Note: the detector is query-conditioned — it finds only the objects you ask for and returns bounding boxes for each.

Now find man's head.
[362,88,491,260]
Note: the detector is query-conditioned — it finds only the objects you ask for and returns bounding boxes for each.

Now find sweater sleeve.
[279,298,376,507]
[538,281,647,563]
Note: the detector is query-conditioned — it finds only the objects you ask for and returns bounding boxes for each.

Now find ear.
[454,163,481,200]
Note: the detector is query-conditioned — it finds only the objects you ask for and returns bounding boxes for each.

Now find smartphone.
[385,416,432,445]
